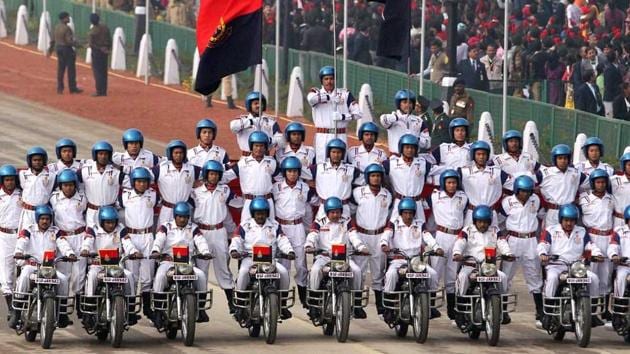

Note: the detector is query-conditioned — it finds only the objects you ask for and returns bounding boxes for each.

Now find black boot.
[127,302,139,326]
[58,314,72,328]
[502,301,511,324]
[227,96,236,109]
[224,289,236,314]
[592,315,605,327]
[75,295,82,319]
[374,290,384,316]
[353,296,367,319]
[5,295,19,329]
[446,293,456,320]
[142,292,153,321]
[297,286,308,309]
[197,293,209,323]
[280,299,292,320]
[602,295,612,321]
[533,293,544,321]
[429,297,441,319]
[205,95,213,107]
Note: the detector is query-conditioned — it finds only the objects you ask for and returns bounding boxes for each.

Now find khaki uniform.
[51,23,79,93]
[430,51,449,84]
[480,55,503,91]
[89,24,112,96]
[449,92,474,121]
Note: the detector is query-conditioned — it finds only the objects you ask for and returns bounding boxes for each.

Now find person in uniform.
[48,11,82,94]
[229,92,283,156]
[430,99,452,148]
[88,13,111,97]
[431,118,472,177]
[415,95,433,139]
[611,153,630,227]
[347,122,387,185]
[0,165,21,325]
[18,147,55,230]
[47,138,83,178]
[492,130,540,193]
[576,137,614,186]
[609,206,630,319]
[112,128,160,189]
[449,78,474,122]
[379,89,430,155]
[187,118,230,169]
[81,141,123,228]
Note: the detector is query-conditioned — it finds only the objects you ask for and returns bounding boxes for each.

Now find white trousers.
[195,228,234,289]
[15,265,69,296]
[589,234,612,296]
[309,255,361,290]
[613,266,630,297]
[353,232,386,291]
[502,236,543,293]
[544,265,599,297]
[431,231,459,294]
[384,259,438,292]
[153,261,207,292]
[278,223,308,287]
[236,257,289,291]
[0,231,17,294]
[457,265,508,296]
[57,233,87,296]
[124,232,154,292]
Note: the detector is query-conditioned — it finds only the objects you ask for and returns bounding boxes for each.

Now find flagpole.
[406,0,411,90]
[144,1,149,85]
[332,0,338,138]
[92,0,96,12]
[259,0,264,120]
[342,0,347,89]
[275,0,280,119]
[501,0,508,142]
[419,0,426,95]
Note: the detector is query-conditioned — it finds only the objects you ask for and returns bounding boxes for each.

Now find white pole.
[332,0,338,137]
[342,0,347,89]
[144,2,149,85]
[92,0,96,12]
[419,0,426,95]
[43,0,46,13]
[501,0,508,139]
[275,0,280,118]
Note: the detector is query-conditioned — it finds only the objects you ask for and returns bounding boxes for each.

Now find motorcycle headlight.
[261,263,276,273]
[177,264,193,275]
[481,262,497,276]
[107,266,124,278]
[410,256,426,273]
[570,262,587,278]
[39,267,56,279]
[334,262,349,272]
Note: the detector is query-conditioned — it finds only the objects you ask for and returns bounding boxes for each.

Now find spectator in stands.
[457,46,489,91]
[575,69,605,116]
[545,52,565,106]
[350,22,372,65]
[300,11,332,55]
[613,82,630,121]
[480,42,503,93]
[527,39,548,101]
[604,51,623,118]
[428,39,448,84]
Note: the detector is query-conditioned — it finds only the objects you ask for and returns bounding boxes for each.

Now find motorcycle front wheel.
[40,297,55,349]
[413,293,429,343]
[335,292,351,343]
[111,296,125,348]
[575,297,591,348]
[263,293,279,344]
[484,295,501,346]
[182,293,196,347]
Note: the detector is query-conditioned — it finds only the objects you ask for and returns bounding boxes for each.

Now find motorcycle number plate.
[329,271,354,278]
[406,272,430,279]
[476,276,500,283]
[103,277,128,283]
[255,273,281,279]
[173,275,198,281]
[567,278,591,284]
[35,278,60,284]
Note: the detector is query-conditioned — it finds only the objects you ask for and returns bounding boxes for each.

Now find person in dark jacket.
[612,82,630,121]
[456,46,489,91]
[300,12,332,55]
[350,22,372,65]
[575,69,605,116]
[603,52,623,118]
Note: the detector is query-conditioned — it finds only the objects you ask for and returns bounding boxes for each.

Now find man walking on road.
[48,11,82,95]
[88,13,111,97]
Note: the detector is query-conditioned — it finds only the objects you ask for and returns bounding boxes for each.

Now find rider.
[379,89,431,154]
[609,205,630,325]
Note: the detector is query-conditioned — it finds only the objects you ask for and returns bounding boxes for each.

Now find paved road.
[0,93,627,353]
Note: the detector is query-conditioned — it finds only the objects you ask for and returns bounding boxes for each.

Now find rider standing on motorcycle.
[12,205,76,328]
[151,202,213,324]
[538,204,604,326]
[350,163,392,317]
[380,197,444,318]
[0,165,22,326]
[611,153,630,228]
[305,197,369,319]
[346,122,388,186]
[81,206,140,325]
[499,175,544,325]
[154,140,196,226]
[609,205,630,308]
[379,89,431,155]
[230,197,296,320]
[491,130,539,193]
[453,205,514,323]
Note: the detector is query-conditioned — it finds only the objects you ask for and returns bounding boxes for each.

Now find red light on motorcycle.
[173,245,190,263]
[42,250,55,267]
[253,244,272,263]
[484,247,497,263]
[98,248,120,266]
[332,244,346,261]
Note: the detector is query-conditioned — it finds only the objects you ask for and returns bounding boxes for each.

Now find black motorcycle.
[233,245,295,345]
[12,251,76,349]
[541,254,604,348]
[381,249,443,343]
[79,249,141,347]
[611,257,630,343]
[305,244,369,343]
[454,248,517,346]
[151,247,213,347]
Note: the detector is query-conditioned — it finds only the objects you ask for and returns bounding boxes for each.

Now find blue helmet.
[35,205,53,222]
[551,144,572,166]
[201,160,224,180]
[324,197,343,213]
[625,205,630,222]
[513,175,535,194]
[364,163,385,183]
[326,139,347,159]
[91,140,113,161]
[173,202,191,218]
[358,122,379,141]
[165,139,187,162]
[98,206,119,226]
[26,146,48,167]
[129,167,152,185]
[248,131,270,151]
[588,168,609,190]
[55,138,77,159]
[57,169,78,186]
[319,66,335,82]
[582,137,604,158]
[280,156,302,177]
[284,122,306,142]
[558,204,579,222]
[469,140,491,161]
[397,197,417,215]
[398,134,419,154]
[0,164,18,185]
[439,169,460,190]
[249,197,270,215]
[448,118,469,141]
[621,153,630,171]
[122,128,144,149]
[472,205,493,222]
[502,130,522,151]
[196,118,217,139]
[394,89,416,110]
[245,91,266,112]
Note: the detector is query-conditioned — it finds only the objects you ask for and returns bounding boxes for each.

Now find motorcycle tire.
[182,293,196,347]
[485,295,501,347]
[335,291,351,343]
[575,297,591,348]
[263,293,279,345]
[40,297,55,349]
[413,293,429,343]
[111,296,125,348]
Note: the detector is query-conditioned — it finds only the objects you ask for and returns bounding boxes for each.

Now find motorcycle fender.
[335,281,350,294]
[42,290,56,299]
[484,287,501,297]
[413,283,429,294]
[575,289,590,298]
[180,287,194,296]
[263,285,278,296]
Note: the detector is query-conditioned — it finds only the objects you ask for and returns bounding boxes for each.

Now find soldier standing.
[88,13,111,97]
[449,78,474,122]
[48,11,82,94]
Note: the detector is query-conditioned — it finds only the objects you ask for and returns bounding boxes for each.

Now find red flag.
[253,244,272,263]
[195,0,263,95]
[173,246,190,263]
[332,244,346,261]
[98,249,120,266]
[43,250,55,266]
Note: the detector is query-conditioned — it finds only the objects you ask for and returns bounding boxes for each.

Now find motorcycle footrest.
[196,290,213,310]
[126,295,142,314]
[279,288,295,309]
[502,293,518,313]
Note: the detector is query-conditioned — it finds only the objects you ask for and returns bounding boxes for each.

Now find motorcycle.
[305,244,369,343]
[233,245,295,344]
[381,249,444,343]
[151,246,213,347]
[541,253,604,347]
[610,257,630,343]
[12,251,76,349]
[454,247,517,346]
[79,249,142,347]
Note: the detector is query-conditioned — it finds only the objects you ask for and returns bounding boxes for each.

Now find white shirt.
[152,221,210,256]
[500,194,541,233]
[578,191,614,230]
[155,161,195,205]
[112,149,160,189]
[306,216,365,253]
[610,175,630,217]
[82,224,139,256]
[307,86,361,129]
[187,144,229,168]
[351,186,392,231]
[15,225,74,263]
[538,224,602,260]
[346,144,387,185]
[460,165,507,207]
[431,143,472,176]
[47,160,82,177]
[379,110,431,153]
[429,190,468,230]
[229,114,282,152]
[453,225,511,262]
[230,219,294,255]
[380,217,437,257]
[491,152,538,191]
[191,183,233,225]
[0,188,22,230]
[80,161,121,207]
[19,168,55,206]
[275,144,316,181]
[272,180,312,220]
[537,166,586,204]
[384,155,430,198]
[225,156,277,195]
[609,225,630,258]
[313,161,357,201]
[49,190,87,231]
[120,188,157,229]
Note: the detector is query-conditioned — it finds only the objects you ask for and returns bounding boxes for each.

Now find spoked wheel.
[182,293,196,347]
[111,296,125,348]
[263,293,279,344]
[484,295,501,346]
[413,293,430,343]
[575,297,591,348]
[335,292,351,343]
[40,298,55,349]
